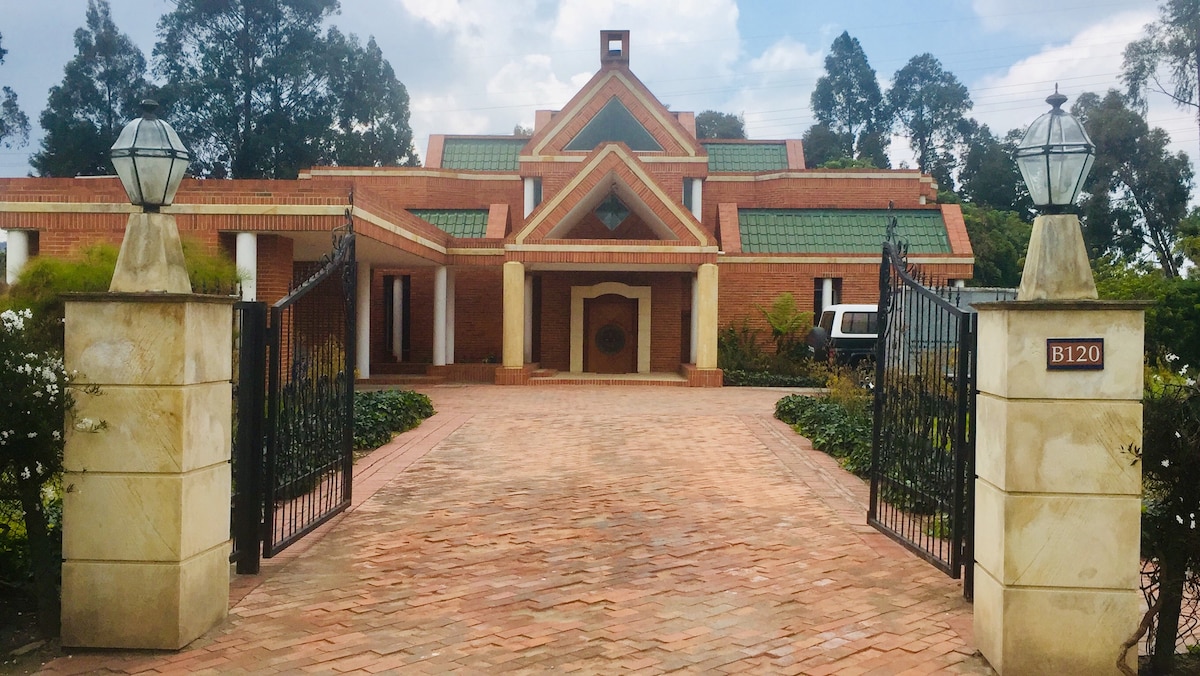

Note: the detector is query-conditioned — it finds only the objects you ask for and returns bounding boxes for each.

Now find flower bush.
[0,308,97,636]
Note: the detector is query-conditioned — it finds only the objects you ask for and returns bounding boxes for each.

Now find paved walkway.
[42,386,992,675]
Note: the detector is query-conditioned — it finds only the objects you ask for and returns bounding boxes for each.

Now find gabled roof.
[439,137,525,171]
[515,144,710,246]
[523,69,704,159]
[410,209,490,238]
[738,209,951,254]
[704,142,788,172]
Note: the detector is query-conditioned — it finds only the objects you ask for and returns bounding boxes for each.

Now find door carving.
[584,294,637,373]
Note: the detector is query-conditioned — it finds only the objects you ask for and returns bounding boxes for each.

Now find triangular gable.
[525,70,704,159]
[565,97,662,151]
[515,144,710,246]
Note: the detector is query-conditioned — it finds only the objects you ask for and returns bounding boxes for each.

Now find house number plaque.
[1046,338,1104,371]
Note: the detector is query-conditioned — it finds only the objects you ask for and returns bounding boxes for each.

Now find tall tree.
[325,32,419,167]
[31,0,150,177]
[1073,90,1194,278]
[1122,0,1200,158]
[695,110,745,139]
[887,53,972,190]
[959,123,1032,216]
[154,0,341,179]
[801,123,851,167]
[0,33,30,150]
[961,203,1032,287]
[810,31,888,166]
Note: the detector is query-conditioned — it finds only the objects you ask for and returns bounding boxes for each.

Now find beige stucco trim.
[514,145,710,246]
[0,202,137,214]
[509,243,717,254]
[706,172,928,182]
[447,247,505,256]
[305,168,520,181]
[518,155,587,163]
[719,255,975,265]
[570,281,651,374]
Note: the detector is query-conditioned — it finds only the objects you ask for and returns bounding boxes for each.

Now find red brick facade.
[0,31,973,386]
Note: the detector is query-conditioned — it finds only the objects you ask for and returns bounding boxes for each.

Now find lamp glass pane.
[1017,154,1050,205]
[133,154,172,207]
[110,154,142,204]
[163,156,189,205]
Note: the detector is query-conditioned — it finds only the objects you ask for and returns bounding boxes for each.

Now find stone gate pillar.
[973,214,1145,674]
[61,292,232,649]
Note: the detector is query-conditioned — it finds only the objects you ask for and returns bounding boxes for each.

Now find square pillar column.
[61,294,233,649]
[445,268,455,365]
[391,277,404,361]
[973,216,1144,674]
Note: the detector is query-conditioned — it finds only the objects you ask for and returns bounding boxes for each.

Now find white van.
[809,304,879,365]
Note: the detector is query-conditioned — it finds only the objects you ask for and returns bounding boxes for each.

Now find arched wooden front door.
[584,294,638,373]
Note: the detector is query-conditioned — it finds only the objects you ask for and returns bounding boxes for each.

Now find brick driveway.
[42,386,991,675]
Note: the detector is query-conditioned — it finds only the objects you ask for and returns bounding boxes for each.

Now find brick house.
[0,31,973,386]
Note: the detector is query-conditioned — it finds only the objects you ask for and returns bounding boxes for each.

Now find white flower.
[1162,459,1171,468]
[51,430,61,441]
[19,467,30,480]
[1166,352,1179,363]
[1178,515,1185,525]
[1177,431,1183,439]
[26,432,36,439]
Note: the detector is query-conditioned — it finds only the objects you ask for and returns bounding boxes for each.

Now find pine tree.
[0,33,30,151]
[810,32,887,166]
[31,0,149,177]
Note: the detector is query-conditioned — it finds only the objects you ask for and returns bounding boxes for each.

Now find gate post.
[61,293,233,649]
[973,214,1144,674]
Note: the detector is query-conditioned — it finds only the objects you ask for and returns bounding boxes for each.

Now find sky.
[0,0,1191,185]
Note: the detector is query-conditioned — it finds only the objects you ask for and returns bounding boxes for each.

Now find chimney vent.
[601,30,630,67]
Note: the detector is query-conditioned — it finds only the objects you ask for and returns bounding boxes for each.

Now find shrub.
[775,392,872,476]
[722,370,824,388]
[353,389,435,451]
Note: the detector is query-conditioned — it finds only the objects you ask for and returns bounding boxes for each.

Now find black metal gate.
[231,218,356,571]
[869,239,976,599]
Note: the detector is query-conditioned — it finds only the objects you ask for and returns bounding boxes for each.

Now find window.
[840,312,878,336]
[683,179,693,211]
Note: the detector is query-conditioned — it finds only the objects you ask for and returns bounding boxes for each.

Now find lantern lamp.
[1014,88,1095,213]
[110,100,190,211]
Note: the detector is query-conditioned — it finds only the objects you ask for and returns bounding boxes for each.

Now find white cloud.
[972,0,1156,37]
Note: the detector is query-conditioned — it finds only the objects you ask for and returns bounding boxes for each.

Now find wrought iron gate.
[869,239,976,599]
[231,218,356,571]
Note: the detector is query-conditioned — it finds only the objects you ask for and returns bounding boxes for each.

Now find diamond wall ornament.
[595,193,630,230]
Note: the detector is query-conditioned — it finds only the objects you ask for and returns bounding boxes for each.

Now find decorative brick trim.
[485,204,510,238]
[425,135,445,168]
[717,203,741,253]
[940,203,974,257]
[681,364,723,387]
[494,365,532,385]
[785,140,806,170]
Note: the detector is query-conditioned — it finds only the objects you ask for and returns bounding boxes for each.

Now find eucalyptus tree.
[887,53,972,190]
[1073,90,1193,278]
[1122,0,1200,158]
[0,33,30,151]
[810,31,888,167]
[32,0,150,177]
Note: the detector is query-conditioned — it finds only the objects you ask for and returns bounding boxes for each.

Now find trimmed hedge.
[353,389,435,451]
[723,369,825,388]
[774,393,872,476]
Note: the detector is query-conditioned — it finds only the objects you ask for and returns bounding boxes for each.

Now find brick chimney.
[601,30,630,67]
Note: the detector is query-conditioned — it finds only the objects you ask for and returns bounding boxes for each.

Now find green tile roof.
[565,97,663,152]
[409,209,490,238]
[704,142,788,172]
[738,209,950,254]
[440,138,525,171]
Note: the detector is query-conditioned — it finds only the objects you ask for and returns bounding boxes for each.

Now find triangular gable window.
[565,97,663,152]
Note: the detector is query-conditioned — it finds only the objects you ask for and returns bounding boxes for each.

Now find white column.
[5,230,30,286]
[954,279,966,288]
[821,277,834,311]
[433,266,447,366]
[690,274,699,363]
[445,269,456,365]
[695,263,719,369]
[523,178,537,218]
[234,233,257,301]
[690,179,703,221]
[523,276,534,363]
[391,278,403,361]
[355,265,371,379]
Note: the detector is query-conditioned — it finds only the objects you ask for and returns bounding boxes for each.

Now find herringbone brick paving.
[41,386,992,675]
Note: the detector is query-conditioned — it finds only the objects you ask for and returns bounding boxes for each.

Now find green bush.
[775,393,872,476]
[722,370,825,388]
[353,389,435,451]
